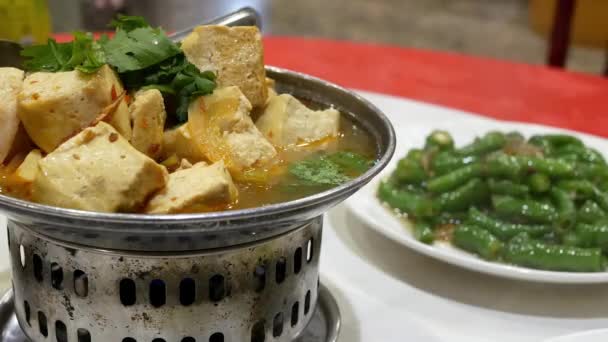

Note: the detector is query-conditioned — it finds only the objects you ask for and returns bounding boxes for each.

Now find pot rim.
[0,66,396,226]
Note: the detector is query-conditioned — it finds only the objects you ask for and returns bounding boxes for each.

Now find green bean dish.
[378,130,608,272]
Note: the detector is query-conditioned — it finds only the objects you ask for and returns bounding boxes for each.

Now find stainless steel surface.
[9,218,323,341]
[0,66,395,252]
[169,7,262,42]
[0,284,339,342]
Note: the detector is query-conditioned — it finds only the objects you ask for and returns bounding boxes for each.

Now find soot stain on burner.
[62,293,75,319]
[63,247,77,256]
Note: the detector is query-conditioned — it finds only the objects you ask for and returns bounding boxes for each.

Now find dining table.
[264,37,608,342]
[5,35,608,342]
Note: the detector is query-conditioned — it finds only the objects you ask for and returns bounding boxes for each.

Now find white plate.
[544,329,608,342]
[346,91,608,284]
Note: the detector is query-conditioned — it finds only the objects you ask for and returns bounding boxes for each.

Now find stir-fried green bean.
[393,157,427,185]
[467,207,551,241]
[578,200,607,223]
[528,173,551,193]
[427,164,482,193]
[492,195,558,224]
[425,130,454,151]
[379,130,608,272]
[434,178,489,212]
[550,187,576,229]
[432,152,479,176]
[456,131,506,156]
[504,233,603,272]
[414,220,435,244]
[377,181,434,218]
[453,224,503,260]
[487,179,529,197]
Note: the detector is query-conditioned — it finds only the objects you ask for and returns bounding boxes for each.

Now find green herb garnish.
[288,152,374,186]
[21,32,105,74]
[20,15,216,123]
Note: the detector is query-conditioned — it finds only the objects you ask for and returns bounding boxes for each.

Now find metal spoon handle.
[169,7,261,43]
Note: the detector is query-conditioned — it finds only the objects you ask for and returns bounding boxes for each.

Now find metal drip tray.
[0,284,340,342]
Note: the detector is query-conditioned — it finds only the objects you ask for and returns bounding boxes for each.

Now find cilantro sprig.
[20,15,216,123]
[21,32,106,74]
[288,152,375,187]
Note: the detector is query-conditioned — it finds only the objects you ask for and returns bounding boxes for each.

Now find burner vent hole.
[291,302,300,327]
[182,338,195,342]
[209,275,225,302]
[77,328,91,342]
[19,245,26,268]
[23,301,30,326]
[74,270,88,297]
[209,332,224,342]
[180,278,196,306]
[120,278,136,306]
[294,247,302,274]
[275,257,287,284]
[152,339,166,342]
[33,254,43,282]
[304,290,311,315]
[251,320,265,342]
[51,263,63,290]
[273,312,284,337]
[55,320,67,342]
[38,311,48,337]
[306,239,314,263]
[122,338,136,342]
[150,279,166,308]
[253,265,266,292]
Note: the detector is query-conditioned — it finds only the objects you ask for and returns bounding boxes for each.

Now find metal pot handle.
[169,6,262,43]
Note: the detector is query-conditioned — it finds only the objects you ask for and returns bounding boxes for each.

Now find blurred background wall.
[43,0,606,74]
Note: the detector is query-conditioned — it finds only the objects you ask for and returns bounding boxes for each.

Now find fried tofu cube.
[256,94,341,148]
[146,161,237,214]
[0,68,25,163]
[15,149,42,182]
[32,122,168,212]
[18,65,128,152]
[188,86,277,172]
[181,25,267,107]
[129,89,166,159]
[161,124,207,163]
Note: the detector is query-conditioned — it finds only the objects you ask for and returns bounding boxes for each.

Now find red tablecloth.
[54,34,608,137]
[264,37,608,138]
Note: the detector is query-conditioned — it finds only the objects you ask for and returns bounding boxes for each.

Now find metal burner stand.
[0,285,340,342]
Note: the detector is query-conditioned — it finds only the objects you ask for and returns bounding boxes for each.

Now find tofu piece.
[32,122,168,213]
[188,86,277,172]
[129,89,166,159]
[146,161,237,214]
[256,94,341,148]
[108,98,132,141]
[18,65,128,152]
[0,68,25,163]
[181,25,267,107]
[161,124,207,163]
[15,149,42,182]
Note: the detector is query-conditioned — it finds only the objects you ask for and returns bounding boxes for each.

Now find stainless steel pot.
[0,43,395,342]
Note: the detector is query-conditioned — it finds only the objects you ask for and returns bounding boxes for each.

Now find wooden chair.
[548,0,608,76]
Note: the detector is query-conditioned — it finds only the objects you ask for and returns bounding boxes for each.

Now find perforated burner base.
[0,285,340,342]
